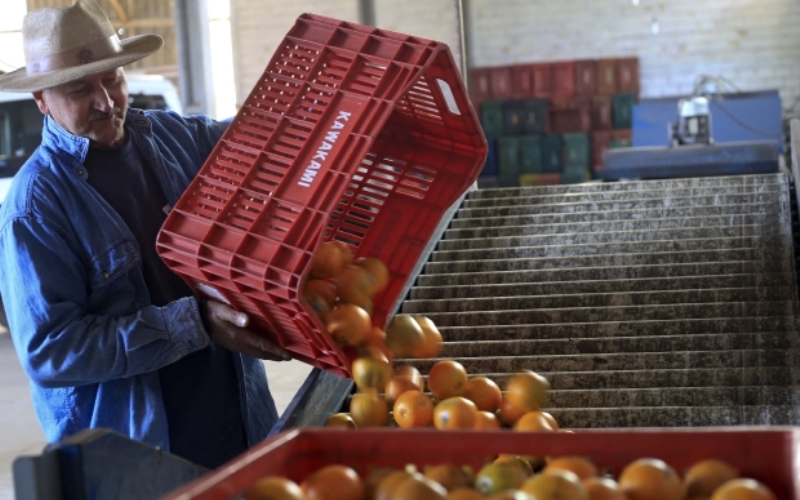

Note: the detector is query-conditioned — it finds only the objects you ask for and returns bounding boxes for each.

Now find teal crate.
[540,135,563,173]
[562,166,589,184]
[480,100,504,138]
[518,135,543,174]
[562,133,590,170]
[612,93,637,129]
[497,136,520,186]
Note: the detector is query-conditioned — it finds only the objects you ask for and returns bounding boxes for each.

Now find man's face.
[33,68,129,149]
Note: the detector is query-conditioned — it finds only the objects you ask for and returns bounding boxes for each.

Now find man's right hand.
[204,300,291,362]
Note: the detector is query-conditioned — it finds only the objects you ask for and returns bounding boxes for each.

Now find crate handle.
[436,79,461,116]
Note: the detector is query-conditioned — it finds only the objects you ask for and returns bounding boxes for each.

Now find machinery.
[671,95,712,146]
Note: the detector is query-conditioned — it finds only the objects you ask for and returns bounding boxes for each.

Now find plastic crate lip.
[162,427,800,500]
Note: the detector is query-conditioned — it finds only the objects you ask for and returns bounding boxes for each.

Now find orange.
[520,470,588,500]
[582,477,626,500]
[300,464,364,500]
[544,457,598,481]
[303,279,337,307]
[424,464,473,492]
[413,316,444,358]
[540,411,559,430]
[310,241,347,280]
[351,355,392,392]
[514,411,556,432]
[385,376,421,405]
[504,370,551,413]
[374,471,415,500]
[427,360,469,400]
[362,327,394,363]
[349,389,389,427]
[326,304,371,346]
[393,390,434,428]
[684,459,739,500]
[474,410,501,429]
[463,376,502,413]
[335,265,375,306]
[389,475,448,500]
[488,491,534,500]
[498,396,526,427]
[385,314,426,358]
[710,479,776,500]
[474,461,528,496]
[244,476,305,500]
[330,240,354,266]
[356,256,390,293]
[433,396,478,430]
[618,458,683,500]
[305,293,331,323]
[365,468,399,500]
[448,487,486,500]
[323,413,357,429]
[394,364,424,391]
[494,455,534,478]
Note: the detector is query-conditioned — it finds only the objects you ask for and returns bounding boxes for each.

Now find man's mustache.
[89,107,123,122]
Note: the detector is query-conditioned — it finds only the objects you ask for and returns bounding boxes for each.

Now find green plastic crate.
[480,100,504,138]
[497,136,520,186]
[518,135,543,174]
[562,133,590,170]
[562,166,590,184]
[612,93,637,129]
[540,135,563,174]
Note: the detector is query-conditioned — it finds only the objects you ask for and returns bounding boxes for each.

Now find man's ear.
[32,91,49,115]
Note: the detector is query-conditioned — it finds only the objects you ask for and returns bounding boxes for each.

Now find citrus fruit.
[427,360,469,400]
[618,458,683,500]
[474,461,528,496]
[244,476,305,500]
[424,464,473,492]
[474,410,501,429]
[514,411,556,432]
[385,314,426,358]
[684,459,739,500]
[494,455,534,478]
[326,304,371,346]
[393,390,434,428]
[310,241,347,280]
[504,370,551,413]
[351,355,392,392]
[385,376,422,405]
[323,413,357,429]
[488,491,534,500]
[374,471,415,500]
[389,475,448,500]
[463,376,502,413]
[710,479,776,500]
[300,464,364,500]
[335,265,375,305]
[356,256,390,293]
[349,389,389,427]
[498,396,526,426]
[582,477,626,500]
[394,364,424,390]
[413,316,444,358]
[303,279,337,307]
[433,396,478,430]
[447,487,486,500]
[520,470,588,500]
[544,456,598,481]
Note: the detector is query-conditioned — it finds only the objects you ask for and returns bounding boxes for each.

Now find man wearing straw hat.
[0,0,290,469]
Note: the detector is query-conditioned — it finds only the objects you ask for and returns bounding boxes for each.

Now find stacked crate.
[471,58,638,187]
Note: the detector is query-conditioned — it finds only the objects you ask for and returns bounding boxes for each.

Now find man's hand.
[204,300,291,361]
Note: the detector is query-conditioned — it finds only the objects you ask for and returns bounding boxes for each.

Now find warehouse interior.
[1,0,799,498]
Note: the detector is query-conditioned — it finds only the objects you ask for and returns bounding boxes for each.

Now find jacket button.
[78,169,85,175]
[102,271,110,279]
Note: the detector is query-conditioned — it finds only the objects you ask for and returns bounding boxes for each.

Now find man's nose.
[92,87,114,112]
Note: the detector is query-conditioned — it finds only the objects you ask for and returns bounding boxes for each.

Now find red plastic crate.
[551,61,575,97]
[596,58,617,95]
[548,97,591,134]
[468,67,492,107]
[531,62,553,97]
[591,95,613,130]
[161,428,800,500]
[511,63,535,99]
[489,65,513,100]
[155,13,487,378]
[592,129,632,171]
[574,59,597,96]
[616,57,640,93]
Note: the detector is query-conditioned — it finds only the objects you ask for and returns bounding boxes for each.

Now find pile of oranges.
[243,455,777,500]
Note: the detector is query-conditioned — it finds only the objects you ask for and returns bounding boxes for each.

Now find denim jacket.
[0,109,278,451]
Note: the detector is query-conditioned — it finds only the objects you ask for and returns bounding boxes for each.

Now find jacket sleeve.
[0,212,211,389]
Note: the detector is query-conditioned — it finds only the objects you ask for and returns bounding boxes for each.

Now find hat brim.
[0,34,164,92]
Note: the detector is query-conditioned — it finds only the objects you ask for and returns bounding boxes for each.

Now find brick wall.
[467,0,800,107]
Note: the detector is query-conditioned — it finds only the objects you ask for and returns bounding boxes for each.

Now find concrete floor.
[0,330,314,500]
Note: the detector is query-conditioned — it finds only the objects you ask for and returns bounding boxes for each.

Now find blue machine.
[632,90,783,151]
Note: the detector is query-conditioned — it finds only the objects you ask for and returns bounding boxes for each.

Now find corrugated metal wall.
[26,0,177,76]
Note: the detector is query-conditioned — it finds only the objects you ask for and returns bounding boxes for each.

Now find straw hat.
[0,0,163,92]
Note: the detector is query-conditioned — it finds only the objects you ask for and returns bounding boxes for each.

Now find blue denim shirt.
[0,109,278,451]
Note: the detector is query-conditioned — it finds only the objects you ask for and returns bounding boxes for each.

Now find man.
[0,0,290,469]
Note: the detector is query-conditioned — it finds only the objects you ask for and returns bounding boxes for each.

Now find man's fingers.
[207,300,249,327]
[240,330,291,361]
